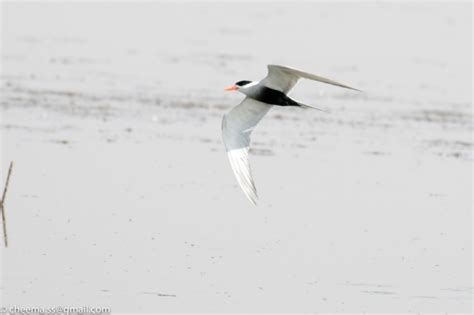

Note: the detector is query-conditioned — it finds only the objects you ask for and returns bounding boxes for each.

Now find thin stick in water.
[1,161,14,248]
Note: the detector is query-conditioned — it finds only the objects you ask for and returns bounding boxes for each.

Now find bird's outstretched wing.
[261,64,361,94]
[222,97,273,205]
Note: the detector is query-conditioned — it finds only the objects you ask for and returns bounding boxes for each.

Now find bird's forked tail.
[297,102,328,113]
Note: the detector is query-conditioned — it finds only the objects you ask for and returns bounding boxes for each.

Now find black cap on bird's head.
[235,80,252,87]
[224,80,253,91]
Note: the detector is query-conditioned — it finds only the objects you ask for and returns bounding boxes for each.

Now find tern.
[222,64,361,205]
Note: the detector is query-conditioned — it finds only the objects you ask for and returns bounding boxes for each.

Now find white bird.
[222,64,360,205]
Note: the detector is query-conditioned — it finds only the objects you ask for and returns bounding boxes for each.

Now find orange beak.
[224,85,239,91]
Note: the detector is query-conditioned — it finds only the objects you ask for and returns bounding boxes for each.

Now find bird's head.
[224,80,258,94]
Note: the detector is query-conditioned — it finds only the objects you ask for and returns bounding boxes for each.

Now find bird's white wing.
[261,64,361,93]
[222,97,273,205]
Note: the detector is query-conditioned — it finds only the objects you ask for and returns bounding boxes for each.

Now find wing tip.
[248,194,259,206]
[348,86,364,93]
[334,82,363,93]
[242,183,259,206]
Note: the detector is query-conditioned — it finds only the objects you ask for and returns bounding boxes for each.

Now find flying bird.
[222,64,361,205]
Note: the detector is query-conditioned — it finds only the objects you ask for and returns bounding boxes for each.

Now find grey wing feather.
[261,64,361,93]
[260,65,300,94]
[222,97,273,205]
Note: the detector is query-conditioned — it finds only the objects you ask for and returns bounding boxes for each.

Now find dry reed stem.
[1,161,14,247]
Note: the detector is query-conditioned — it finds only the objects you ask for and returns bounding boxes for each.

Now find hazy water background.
[1,1,472,313]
